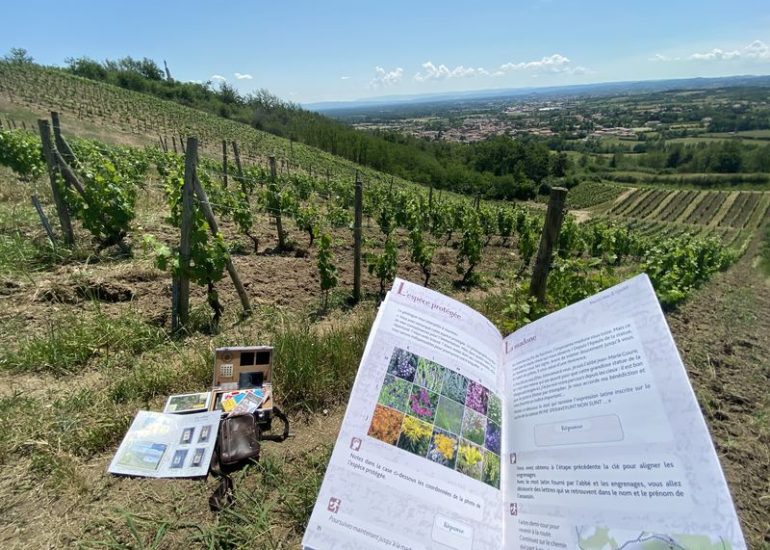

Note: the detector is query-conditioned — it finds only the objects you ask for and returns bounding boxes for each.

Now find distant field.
[593,186,770,250]
[707,129,770,140]
[603,170,770,189]
[564,180,625,209]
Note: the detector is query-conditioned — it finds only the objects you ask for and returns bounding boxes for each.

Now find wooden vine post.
[268,155,287,250]
[31,195,56,244]
[352,171,363,303]
[37,119,74,245]
[530,187,568,304]
[191,171,252,318]
[231,140,244,190]
[172,137,197,332]
[221,139,228,189]
[51,112,78,166]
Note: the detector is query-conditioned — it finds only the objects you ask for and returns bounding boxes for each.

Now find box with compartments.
[210,345,275,429]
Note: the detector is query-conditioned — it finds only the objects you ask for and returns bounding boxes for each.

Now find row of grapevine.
[604,186,768,231]
[0,127,740,324]
[686,191,725,226]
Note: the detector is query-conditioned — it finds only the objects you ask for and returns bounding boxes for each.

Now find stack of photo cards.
[163,391,212,414]
[108,410,221,478]
[218,386,270,416]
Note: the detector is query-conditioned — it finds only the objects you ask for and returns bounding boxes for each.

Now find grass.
[0,199,95,277]
[271,310,374,411]
[0,309,168,374]
[75,447,331,548]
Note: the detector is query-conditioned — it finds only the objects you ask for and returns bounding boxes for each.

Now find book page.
[303,279,506,550]
[500,274,745,550]
[108,411,220,478]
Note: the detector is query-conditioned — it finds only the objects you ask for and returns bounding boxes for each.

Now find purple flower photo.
[408,386,438,422]
[485,421,501,455]
[465,381,488,415]
[387,348,418,382]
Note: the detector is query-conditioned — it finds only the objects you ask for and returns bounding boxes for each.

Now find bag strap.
[209,473,234,512]
[259,406,290,442]
[209,407,289,512]
[208,435,234,512]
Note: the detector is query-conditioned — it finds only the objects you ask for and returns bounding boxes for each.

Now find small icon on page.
[350,437,362,451]
[328,497,341,514]
[510,503,518,516]
[510,452,517,465]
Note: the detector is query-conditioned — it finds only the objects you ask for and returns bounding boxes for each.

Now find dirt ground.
[667,234,770,546]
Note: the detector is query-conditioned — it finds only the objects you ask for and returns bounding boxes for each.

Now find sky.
[2,0,770,104]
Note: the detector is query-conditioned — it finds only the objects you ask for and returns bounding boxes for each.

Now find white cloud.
[210,74,226,81]
[744,39,770,59]
[499,53,573,73]
[412,53,589,82]
[234,72,253,80]
[414,61,489,81]
[370,66,403,88]
[689,48,742,61]
[649,53,676,62]
[340,75,352,80]
[653,40,770,63]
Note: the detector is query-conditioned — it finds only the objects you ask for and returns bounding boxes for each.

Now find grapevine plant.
[0,129,45,180]
[317,232,338,310]
[145,155,229,327]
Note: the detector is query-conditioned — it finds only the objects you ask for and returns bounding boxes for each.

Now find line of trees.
[611,140,770,174]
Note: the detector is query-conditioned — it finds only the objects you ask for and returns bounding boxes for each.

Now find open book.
[303,275,746,550]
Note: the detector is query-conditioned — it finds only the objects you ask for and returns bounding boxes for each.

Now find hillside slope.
[0,62,413,190]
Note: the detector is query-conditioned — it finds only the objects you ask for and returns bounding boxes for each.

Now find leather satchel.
[218,413,260,467]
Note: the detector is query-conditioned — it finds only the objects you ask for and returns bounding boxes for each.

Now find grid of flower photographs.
[368,347,501,489]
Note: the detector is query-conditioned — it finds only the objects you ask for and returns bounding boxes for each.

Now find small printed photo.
[485,421,501,455]
[456,439,484,480]
[434,395,464,435]
[396,416,432,457]
[414,357,446,393]
[483,452,501,489]
[180,427,194,445]
[461,408,487,446]
[465,381,489,415]
[368,404,405,445]
[407,386,439,423]
[377,374,412,413]
[426,428,459,469]
[117,441,167,471]
[387,348,418,382]
[170,449,188,469]
[487,392,502,426]
[441,370,469,404]
[198,425,212,443]
[164,392,211,414]
[191,447,206,467]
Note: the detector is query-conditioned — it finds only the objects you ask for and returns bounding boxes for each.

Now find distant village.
[351,96,719,144]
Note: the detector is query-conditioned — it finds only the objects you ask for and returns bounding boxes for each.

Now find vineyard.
[594,185,770,250]
[0,62,417,193]
[0,62,768,548]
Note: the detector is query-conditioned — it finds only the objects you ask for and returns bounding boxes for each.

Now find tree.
[66,56,108,81]
[3,48,33,65]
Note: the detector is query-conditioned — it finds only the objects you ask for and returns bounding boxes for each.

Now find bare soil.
[666,235,770,546]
